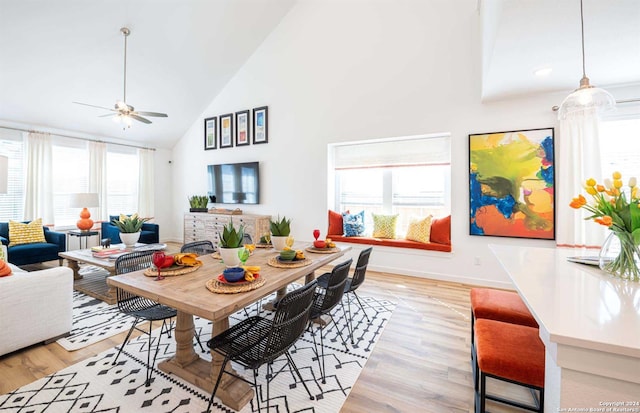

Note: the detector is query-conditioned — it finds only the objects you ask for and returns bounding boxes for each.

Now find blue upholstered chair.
[101,215,160,245]
[0,221,66,266]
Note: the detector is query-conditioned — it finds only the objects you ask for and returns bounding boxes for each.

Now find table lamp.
[70,193,99,231]
[0,155,8,194]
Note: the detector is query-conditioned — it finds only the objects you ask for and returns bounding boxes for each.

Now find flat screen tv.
[207,162,259,204]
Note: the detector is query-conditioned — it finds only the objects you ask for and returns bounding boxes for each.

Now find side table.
[68,230,100,250]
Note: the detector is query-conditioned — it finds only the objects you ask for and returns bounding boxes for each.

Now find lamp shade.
[70,193,99,208]
[0,155,7,194]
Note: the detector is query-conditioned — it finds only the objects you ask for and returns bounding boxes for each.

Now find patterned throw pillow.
[342,211,365,237]
[8,218,46,247]
[372,213,399,239]
[405,215,433,243]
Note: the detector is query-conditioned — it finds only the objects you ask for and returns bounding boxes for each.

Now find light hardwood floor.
[1,245,531,412]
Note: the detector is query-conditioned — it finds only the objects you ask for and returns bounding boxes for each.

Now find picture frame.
[469,127,555,240]
[204,116,217,150]
[252,106,268,144]
[219,113,234,149]
[235,110,250,147]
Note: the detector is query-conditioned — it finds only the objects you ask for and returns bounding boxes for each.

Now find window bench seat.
[329,235,451,252]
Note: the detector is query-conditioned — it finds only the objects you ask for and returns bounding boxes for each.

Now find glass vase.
[598,231,640,282]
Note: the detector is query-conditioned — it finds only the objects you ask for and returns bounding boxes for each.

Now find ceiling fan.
[73,27,168,128]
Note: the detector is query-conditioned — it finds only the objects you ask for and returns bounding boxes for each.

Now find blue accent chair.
[0,221,67,266]
[101,215,160,245]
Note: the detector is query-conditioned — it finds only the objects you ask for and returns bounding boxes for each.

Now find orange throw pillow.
[0,260,12,277]
[430,215,451,245]
[327,210,348,236]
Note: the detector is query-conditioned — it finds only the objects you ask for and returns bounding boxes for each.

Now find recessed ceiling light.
[534,67,553,77]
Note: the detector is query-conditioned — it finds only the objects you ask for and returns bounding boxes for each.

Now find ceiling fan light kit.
[557,0,616,120]
[73,27,168,128]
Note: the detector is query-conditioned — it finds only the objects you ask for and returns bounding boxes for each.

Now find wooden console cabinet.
[183,212,271,246]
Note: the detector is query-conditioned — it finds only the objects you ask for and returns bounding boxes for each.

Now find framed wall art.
[469,127,555,240]
[235,110,250,147]
[219,113,233,148]
[252,106,268,144]
[204,116,217,150]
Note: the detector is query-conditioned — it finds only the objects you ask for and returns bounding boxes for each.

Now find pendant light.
[557,0,616,120]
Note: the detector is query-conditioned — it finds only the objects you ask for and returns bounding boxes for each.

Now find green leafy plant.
[270,215,291,236]
[188,195,209,208]
[111,213,150,233]
[219,220,245,248]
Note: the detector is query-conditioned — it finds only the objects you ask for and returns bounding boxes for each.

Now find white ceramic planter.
[120,231,140,248]
[270,235,288,251]
[219,247,242,267]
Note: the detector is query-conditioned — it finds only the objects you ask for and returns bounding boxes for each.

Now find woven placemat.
[255,243,273,249]
[211,252,222,259]
[267,256,313,268]
[205,275,266,294]
[305,246,340,254]
[143,264,201,277]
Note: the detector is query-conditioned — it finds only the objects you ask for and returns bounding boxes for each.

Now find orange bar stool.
[474,319,545,413]
[470,288,538,359]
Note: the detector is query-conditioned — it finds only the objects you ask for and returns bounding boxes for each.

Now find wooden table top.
[107,244,349,321]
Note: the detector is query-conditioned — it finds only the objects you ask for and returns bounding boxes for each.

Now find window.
[106,146,139,216]
[330,134,451,236]
[599,116,640,181]
[52,137,89,226]
[0,130,25,221]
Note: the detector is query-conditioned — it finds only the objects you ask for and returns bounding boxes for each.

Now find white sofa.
[0,264,73,357]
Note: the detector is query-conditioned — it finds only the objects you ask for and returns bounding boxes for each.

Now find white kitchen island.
[490,244,640,412]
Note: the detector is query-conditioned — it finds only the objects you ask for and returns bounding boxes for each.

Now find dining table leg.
[157,311,253,411]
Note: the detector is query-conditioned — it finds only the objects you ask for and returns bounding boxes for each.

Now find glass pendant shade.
[557,76,617,119]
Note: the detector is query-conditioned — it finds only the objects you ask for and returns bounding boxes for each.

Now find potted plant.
[112,213,150,247]
[218,220,245,267]
[270,216,291,251]
[189,195,209,212]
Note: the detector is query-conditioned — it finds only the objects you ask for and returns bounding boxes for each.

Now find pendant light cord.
[580,0,586,78]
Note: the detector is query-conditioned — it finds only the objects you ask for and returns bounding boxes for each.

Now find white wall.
[167,0,626,288]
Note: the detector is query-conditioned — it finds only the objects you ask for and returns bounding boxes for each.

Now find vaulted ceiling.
[1,0,638,149]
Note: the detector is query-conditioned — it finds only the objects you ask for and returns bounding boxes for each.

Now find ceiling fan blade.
[73,101,116,111]
[130,114,152,124]
[136,111,168,117]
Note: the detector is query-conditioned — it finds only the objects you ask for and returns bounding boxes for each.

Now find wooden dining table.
[106,243,349,411]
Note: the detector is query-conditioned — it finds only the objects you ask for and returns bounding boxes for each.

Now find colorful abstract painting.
[469,128,555,240]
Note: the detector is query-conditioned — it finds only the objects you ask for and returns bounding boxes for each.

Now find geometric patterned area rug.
[56,291,140,351]
[0,288,395,412]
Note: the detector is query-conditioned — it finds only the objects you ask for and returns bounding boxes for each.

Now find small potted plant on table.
[218,220,245,267]
[189,195,209,212]
[270,216,292,251]
[112,213,150,248]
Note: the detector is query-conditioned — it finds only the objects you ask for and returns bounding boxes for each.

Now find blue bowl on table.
[223,267,245,282]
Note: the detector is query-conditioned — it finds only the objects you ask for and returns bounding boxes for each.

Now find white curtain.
[88,141,108,221]
[137,148,154,219]
[556,109,606,247]
[23,132,54,224]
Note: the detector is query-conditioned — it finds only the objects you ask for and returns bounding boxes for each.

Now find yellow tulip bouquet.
[570,172,640,281]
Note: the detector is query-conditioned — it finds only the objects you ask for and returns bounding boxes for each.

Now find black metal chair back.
[115,250,155,274]
[262,280,318,363]
[348,247,372,293]
[180,240,215,255]
[312,258,352,318]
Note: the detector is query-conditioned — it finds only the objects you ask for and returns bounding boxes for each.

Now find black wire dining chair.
[180,240,215,255]
[112,250,204,386]
[309,258,352,384]
[316,247,372,344]
[206,280,318,413]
